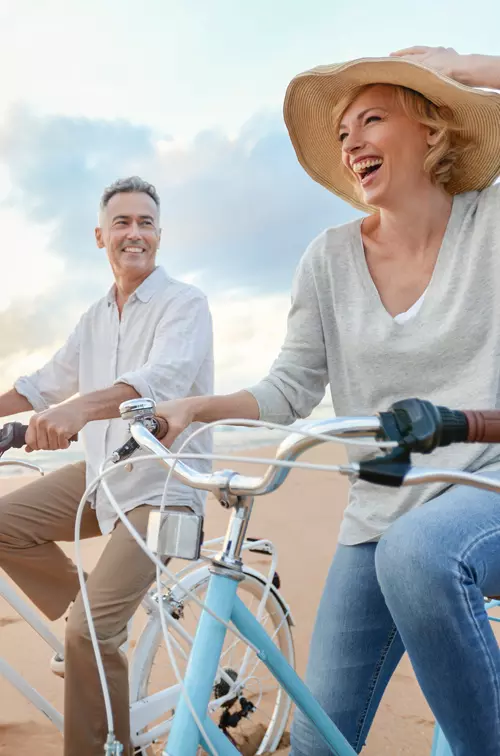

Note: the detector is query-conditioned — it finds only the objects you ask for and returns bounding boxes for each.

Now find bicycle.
[113,396,500,756]
[0,422,294,755]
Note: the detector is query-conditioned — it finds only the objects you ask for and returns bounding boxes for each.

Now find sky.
[0,0,499,398]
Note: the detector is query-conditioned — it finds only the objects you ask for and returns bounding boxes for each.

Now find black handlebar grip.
[5,423,77,450]
[11,423,29,448]
[435,406,469,447]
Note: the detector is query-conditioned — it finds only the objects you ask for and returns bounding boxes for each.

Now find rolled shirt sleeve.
[14,320,81,411]
[247,249,329,424]
[115,292,213,402]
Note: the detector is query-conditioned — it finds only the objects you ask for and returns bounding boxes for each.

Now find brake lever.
[112,436,140,463]
[112,416,168,463]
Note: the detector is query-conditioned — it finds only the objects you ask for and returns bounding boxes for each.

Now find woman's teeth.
[352,158,383,174]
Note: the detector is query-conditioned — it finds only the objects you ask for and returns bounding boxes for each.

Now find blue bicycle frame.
[164,565,467,756]
[165,569,356,756]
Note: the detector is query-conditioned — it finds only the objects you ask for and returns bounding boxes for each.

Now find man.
[0,176,213,755]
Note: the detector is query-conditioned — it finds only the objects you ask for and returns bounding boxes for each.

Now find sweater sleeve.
[246,245,329,424]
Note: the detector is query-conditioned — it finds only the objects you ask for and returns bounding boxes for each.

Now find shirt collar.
[107,266,169,305]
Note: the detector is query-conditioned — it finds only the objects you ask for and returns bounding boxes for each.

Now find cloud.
[0,207,63,310]
[211,290,290,393]
[0,105,360,386]
[0,107,160,363]
[0,105,360,292]
[155,119,358,292]
[0,106,155,272]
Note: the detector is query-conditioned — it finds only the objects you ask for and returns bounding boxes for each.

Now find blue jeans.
[290,479,500,755]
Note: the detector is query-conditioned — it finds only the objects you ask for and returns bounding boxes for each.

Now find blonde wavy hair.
[334,84,472,189]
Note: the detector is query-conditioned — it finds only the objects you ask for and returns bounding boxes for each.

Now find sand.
[0,444,444,755]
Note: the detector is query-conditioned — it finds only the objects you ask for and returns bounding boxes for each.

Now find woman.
[157,47,500,755]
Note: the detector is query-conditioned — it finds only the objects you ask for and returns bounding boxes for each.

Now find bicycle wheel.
[131,570,294,755]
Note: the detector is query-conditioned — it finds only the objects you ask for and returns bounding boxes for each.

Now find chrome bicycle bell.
[119,398,156,423]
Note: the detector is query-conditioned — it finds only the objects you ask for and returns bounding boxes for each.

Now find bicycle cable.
[72,417,397,749]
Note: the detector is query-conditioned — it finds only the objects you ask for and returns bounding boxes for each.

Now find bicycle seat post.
[211,495,254,579]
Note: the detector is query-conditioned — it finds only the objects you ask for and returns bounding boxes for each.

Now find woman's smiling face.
[339,84,438,209]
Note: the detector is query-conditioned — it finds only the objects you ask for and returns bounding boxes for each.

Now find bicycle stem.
[211,495,254,575]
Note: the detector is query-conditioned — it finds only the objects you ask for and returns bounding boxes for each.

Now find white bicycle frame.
[0,570,198,741]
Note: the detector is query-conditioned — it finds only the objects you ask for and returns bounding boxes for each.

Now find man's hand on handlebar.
[25,403,86,452]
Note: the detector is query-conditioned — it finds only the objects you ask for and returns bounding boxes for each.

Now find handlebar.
[0,405,165,464]
[128,414,381,499]
[0,422,78,459]
[117,397,500,502]
[2,396,500,498]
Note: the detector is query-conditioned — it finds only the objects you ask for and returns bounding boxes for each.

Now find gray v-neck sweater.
[249,185,500,544]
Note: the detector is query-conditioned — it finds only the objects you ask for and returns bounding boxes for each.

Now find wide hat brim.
[283,57,500,213]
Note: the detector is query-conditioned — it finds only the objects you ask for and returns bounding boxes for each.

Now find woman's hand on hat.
[390,46,461,80]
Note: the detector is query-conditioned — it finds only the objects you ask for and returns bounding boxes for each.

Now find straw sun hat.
[283,56,500,212]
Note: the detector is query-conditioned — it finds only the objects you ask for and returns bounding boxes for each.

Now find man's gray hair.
[99,176,160,214]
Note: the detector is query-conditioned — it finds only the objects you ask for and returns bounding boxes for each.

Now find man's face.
[95,191,161,281]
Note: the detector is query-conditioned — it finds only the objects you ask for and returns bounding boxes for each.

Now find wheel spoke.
[134,572,293,755]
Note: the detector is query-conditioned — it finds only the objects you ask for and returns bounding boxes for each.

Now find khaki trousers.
[0,460,168,756]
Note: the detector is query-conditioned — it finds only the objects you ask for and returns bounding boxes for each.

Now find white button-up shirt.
[15,266,214,533]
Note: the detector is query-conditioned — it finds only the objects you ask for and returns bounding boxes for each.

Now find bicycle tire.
[130,568,294,755]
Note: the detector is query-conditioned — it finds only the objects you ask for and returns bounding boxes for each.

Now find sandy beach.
[0,443,446,755]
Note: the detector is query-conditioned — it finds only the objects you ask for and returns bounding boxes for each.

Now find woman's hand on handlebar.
[155,391,261,448]
[154,397,199,448]
[25,403,86,452]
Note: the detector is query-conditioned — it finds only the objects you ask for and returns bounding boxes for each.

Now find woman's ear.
[427,126,441,147]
